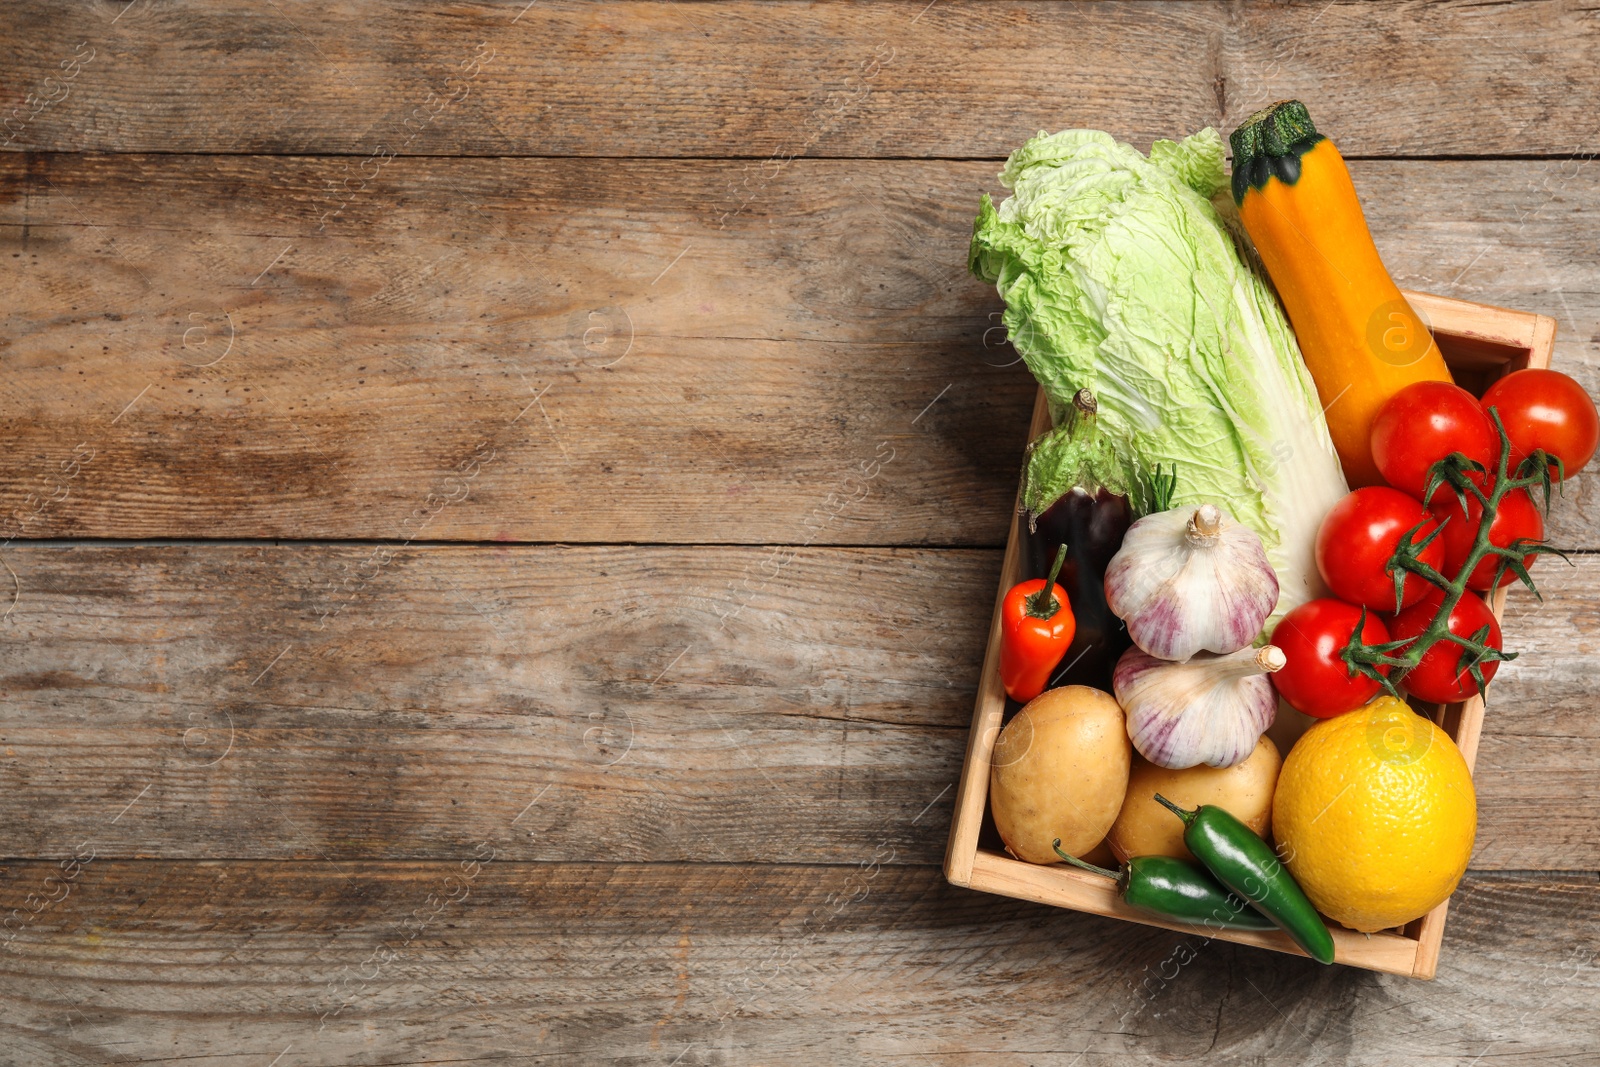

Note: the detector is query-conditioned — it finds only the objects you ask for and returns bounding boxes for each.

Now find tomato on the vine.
[1314,487,1446,611]
[1429,478,1545,591]
[1269,598,1391,718]
[1480,368,1600,480]
[1390,590,1503,704]
[1370,381,1496,502]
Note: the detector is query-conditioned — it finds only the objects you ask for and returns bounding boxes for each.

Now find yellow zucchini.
[1231,101,1453,488]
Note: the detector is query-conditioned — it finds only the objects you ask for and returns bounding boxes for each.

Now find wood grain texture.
[0,152,1029,545]
[3,154,1599,545]
[0,860,1595,1066]
[3,2,1598,1058]
[4,1,1600,158]
[0,543,1594,868]
[0,543,993,864]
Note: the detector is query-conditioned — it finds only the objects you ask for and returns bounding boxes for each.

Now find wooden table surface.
[3,2,1598,1063]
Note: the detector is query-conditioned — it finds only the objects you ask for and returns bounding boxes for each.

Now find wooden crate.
[944,291,1557,979]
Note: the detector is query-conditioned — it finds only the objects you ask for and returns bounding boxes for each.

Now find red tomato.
[1314,487,1446,611]
[1429,479,1544,591]
[1371,381,1496,501]
[1390,590,1503,704]
[1480,368,1599,481]
[1269,598,1391,718]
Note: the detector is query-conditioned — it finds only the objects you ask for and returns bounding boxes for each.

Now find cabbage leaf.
[970,127,1348,616]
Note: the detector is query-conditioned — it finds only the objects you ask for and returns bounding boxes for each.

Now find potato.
[1080,837,1117,869]
[989,686,1131,864]
[1107,734,1281,863]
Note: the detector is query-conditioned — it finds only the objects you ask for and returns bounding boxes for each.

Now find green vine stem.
[1340,407,1570,697]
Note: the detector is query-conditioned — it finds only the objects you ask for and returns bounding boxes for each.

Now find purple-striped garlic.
[1113,644,1285,769]
[1103,503,1279,661]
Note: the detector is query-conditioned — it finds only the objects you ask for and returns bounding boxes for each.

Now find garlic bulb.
[1104,503,1278,660]
[1114,644,1284,769]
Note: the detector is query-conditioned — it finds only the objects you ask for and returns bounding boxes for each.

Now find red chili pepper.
[999,545,1077,703]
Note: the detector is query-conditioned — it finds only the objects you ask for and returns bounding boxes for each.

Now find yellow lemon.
[1272,696,1476,933]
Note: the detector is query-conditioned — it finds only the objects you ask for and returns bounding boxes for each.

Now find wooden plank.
[1474,560,1600,871]
[1,859,1595,1063]
[3,154,1600,545]
[1218,0,1600,158]
[1406,292,1548,354]
[0,152,1030,546]
[0,543,993,864]
[5,2,1600,158]
[0,543,1594,868]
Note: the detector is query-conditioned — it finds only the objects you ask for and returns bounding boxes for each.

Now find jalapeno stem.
[1153,793,1196,826]
[1153,793,1336,964]
[1052,839,1118,880]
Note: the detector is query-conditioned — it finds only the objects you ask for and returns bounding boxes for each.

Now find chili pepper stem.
[1025,544,1068,619]
[1052,839,1119,880]
[1153,793,1197,827]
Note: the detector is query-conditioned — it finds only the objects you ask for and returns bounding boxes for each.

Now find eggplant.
[1023,484,1133,692]
[1019,389,1169,692]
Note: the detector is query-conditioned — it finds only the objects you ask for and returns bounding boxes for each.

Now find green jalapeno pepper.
[1153,795,1336,964]
[1052,840,1275,931]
